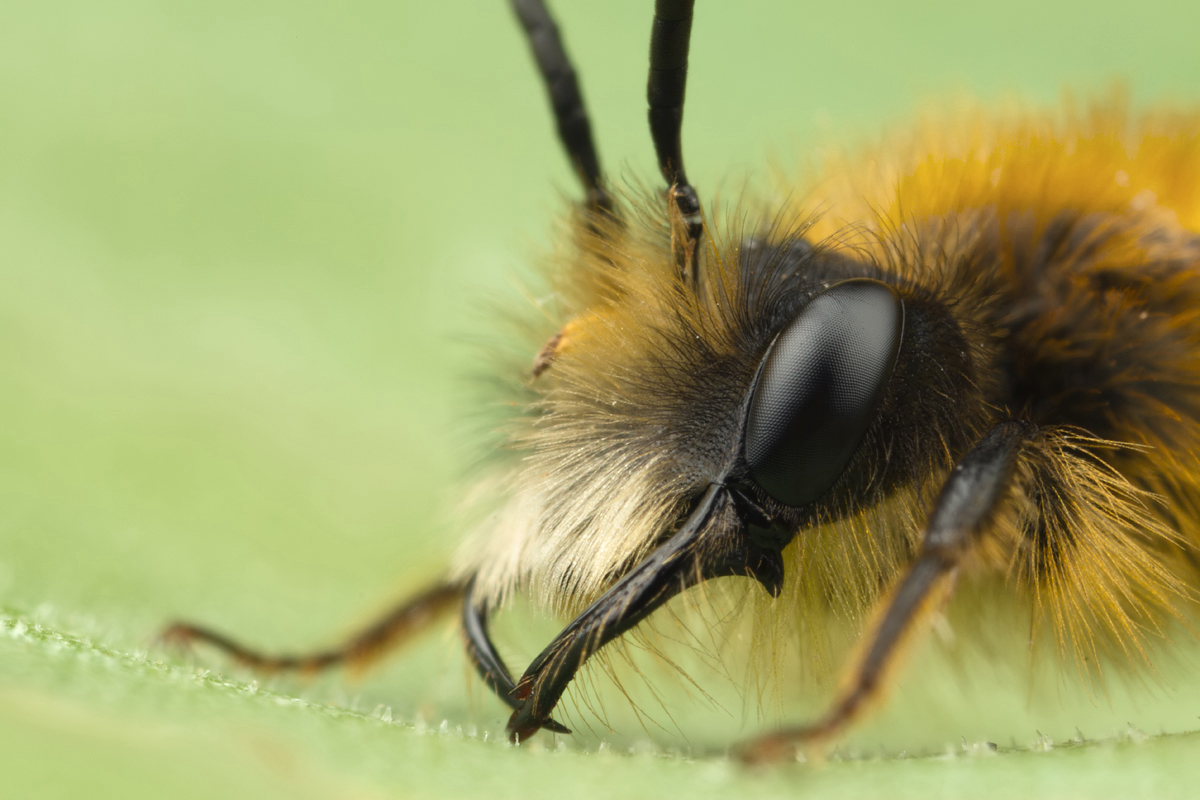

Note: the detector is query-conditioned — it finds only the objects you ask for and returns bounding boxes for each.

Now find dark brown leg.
[461,578,571,734]
[505,486,733,742]
[504,484,788,743]
[161,581,463,676]
[736,420,1034,764]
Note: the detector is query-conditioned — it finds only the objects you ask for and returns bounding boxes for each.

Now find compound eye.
[743,279,904,507]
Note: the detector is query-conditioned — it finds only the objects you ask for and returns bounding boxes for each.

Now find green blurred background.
[3,1,1200,798]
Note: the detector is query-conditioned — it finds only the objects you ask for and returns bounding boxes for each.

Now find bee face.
[459,209,988,615]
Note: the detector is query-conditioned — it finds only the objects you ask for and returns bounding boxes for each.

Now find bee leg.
[736,420,1035,765]
[461,578,571,734]
[509,0,613,218]
[160,581,463,677]
[505,484,776,743]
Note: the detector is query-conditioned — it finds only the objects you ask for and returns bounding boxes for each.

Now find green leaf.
[3,1,1200,798]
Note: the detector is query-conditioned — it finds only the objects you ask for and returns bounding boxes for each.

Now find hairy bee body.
[162,2,1200,753]
[458,99,1200,682]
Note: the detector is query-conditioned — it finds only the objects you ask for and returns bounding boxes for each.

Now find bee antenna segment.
[647,0,703,283]
[509,0,613,218]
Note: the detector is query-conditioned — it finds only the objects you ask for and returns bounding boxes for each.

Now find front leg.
[461,577,570,734]
[505,483,787,742]
[737,420,1034,764]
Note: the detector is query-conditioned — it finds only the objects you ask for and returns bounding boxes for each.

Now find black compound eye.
[743,279,904,507]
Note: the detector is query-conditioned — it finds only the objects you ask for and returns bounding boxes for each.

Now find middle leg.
[737,420,1035,764]
[161,580,463,676]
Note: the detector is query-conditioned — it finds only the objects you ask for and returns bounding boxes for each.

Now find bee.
[163,0,1200,762]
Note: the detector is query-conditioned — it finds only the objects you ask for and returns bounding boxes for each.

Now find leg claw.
[734,734,801,766]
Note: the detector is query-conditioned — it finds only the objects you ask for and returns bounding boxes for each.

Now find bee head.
[703,275,908,598]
